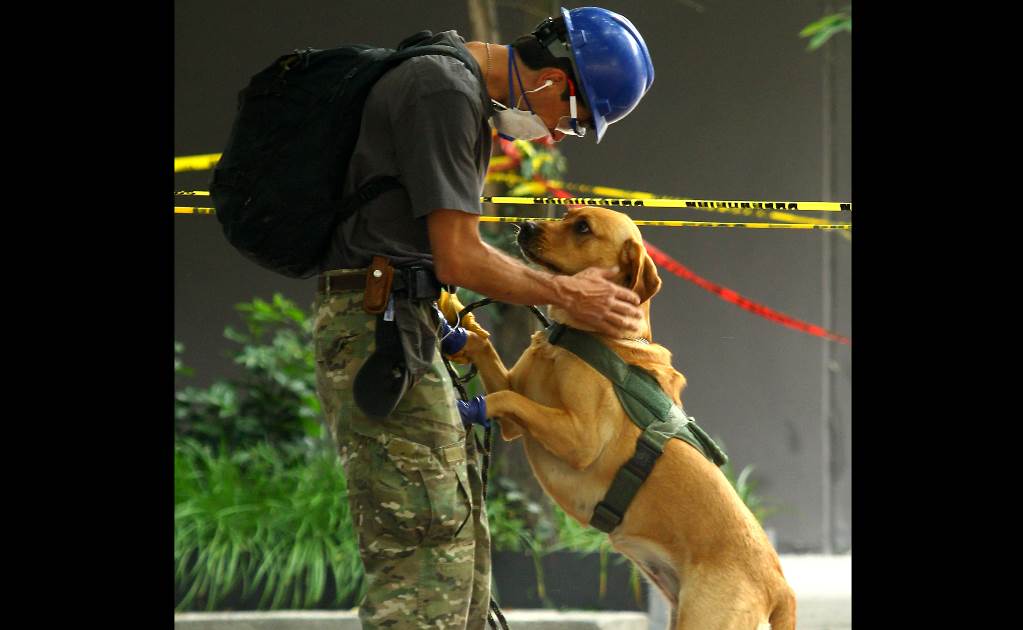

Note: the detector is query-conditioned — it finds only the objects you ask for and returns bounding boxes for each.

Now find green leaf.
[175,440,361,611]
[800,10,851,50]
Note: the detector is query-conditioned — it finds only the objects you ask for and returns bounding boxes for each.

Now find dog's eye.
[575,219,591,235]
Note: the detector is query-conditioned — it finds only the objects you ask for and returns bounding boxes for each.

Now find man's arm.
[427,208,646,338]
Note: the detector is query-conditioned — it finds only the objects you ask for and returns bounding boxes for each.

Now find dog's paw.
[460,330,492,359]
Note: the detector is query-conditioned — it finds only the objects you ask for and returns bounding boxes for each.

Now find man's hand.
[438,289,490,340]
[554,266,646,338]
[427,210,646,338]
[438,289,491,365]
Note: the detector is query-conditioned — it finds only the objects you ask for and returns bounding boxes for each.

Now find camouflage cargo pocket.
[378,434,473,546]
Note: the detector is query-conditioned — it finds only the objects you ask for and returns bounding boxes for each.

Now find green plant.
[176,341,194,378]
[550,502,643,605]
[174,437,364,611]
[175,294,323,451]
[485,474,644,607]
[800,6,852,51]
[721,460,779,524]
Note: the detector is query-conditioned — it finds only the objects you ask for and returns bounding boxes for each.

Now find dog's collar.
[546,318,650,345]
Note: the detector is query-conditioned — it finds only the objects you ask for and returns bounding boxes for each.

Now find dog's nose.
[517,221,539,240]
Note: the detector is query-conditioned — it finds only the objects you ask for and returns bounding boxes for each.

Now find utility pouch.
[352,296,439,419]
[362,255,394,314]
[353,314,411,418]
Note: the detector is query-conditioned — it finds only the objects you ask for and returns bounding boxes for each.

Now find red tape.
[643,241,850,345]
[532,180,850,345]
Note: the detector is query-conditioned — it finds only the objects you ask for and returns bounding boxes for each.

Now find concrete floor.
[175,553,852,630]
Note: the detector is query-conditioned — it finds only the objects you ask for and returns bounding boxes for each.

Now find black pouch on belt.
[352,269,441,418]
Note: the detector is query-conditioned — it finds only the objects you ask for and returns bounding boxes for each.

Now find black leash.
[442,298,505,630]
[441,298,549,630]
[443,355,506,630]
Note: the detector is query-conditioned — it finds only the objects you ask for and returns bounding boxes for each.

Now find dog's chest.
[526,445,603,523]
[507,342,615,521]
[507,341,560,403]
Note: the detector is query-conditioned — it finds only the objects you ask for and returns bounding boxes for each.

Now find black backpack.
[210,31,479,278]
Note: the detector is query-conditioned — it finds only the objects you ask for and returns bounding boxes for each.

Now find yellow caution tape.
[173,153,513,175]
[481,196,850,212]
[174,154,221,173]
[487,172,852,210]
[175,189,849,214]
[475,216,849,230]
[174,206,848,229]
[175,154,851,213]
[484,172,846,230]
[487,171,659,198]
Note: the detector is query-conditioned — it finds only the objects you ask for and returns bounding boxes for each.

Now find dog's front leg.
[459,334,529,441]
[461,332,511,394]
[484,390,603,471]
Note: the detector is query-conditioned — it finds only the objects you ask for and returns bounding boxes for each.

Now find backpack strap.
[544,323,729,533]
[335,175,402,222]
[335,37,483,219]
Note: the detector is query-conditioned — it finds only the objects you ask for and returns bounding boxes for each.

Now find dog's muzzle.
[516,221,544,261]
[516,221,539,244]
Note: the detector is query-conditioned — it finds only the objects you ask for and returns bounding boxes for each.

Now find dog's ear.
[619,238,662,303]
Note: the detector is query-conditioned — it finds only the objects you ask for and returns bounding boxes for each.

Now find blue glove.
[457,395,490,429]
[437,308,469,355]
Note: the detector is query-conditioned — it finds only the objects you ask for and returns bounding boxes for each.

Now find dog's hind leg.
[766,585,796,630]
[671,573,771,630]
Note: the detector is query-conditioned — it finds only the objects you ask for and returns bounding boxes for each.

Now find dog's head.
[517,206,662,303]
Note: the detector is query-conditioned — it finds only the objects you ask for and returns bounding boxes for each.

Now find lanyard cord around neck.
[508,45,535,112]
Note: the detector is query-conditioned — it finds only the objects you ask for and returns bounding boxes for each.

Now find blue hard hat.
[556,6,655,143]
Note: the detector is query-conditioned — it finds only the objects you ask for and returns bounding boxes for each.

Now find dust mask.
[490,45,553,142]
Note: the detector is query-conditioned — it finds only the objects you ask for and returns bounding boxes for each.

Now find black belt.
[318,265,445,300]
[317,272,365,293]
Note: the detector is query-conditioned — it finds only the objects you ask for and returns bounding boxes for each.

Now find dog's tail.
[766,585,797,630]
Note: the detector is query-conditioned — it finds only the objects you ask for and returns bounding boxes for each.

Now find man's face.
[529,70,594,143]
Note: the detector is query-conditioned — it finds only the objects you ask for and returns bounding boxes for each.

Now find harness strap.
[544,323,728,533]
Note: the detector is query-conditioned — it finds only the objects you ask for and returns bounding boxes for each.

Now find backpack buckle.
[278,53,300,73]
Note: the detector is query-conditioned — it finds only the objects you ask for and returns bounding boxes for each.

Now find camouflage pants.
[313,284,492,629]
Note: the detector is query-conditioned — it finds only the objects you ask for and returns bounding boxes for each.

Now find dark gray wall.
[174,0,851,553]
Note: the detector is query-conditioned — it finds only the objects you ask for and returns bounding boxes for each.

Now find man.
[313,7,654,628]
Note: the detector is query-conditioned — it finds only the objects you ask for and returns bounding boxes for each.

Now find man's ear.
[619,238,662,303]
[539,68,567,85]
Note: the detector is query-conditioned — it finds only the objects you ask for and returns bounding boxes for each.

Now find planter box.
[492,550,648,611]
[174,610,650,630]
[176,548,648,613]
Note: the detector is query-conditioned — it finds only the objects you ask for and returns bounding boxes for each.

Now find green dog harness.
[545,323,728,533]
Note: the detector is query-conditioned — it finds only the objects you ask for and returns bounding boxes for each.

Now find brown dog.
[461,206,796,630]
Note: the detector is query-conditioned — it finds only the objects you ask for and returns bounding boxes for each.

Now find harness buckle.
[624,437,661,481]
[590,502,622,533]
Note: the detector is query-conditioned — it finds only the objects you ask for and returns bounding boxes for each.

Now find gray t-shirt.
[320,31,494,272]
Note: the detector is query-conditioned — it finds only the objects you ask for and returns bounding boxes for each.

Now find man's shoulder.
[377,48,481,103]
